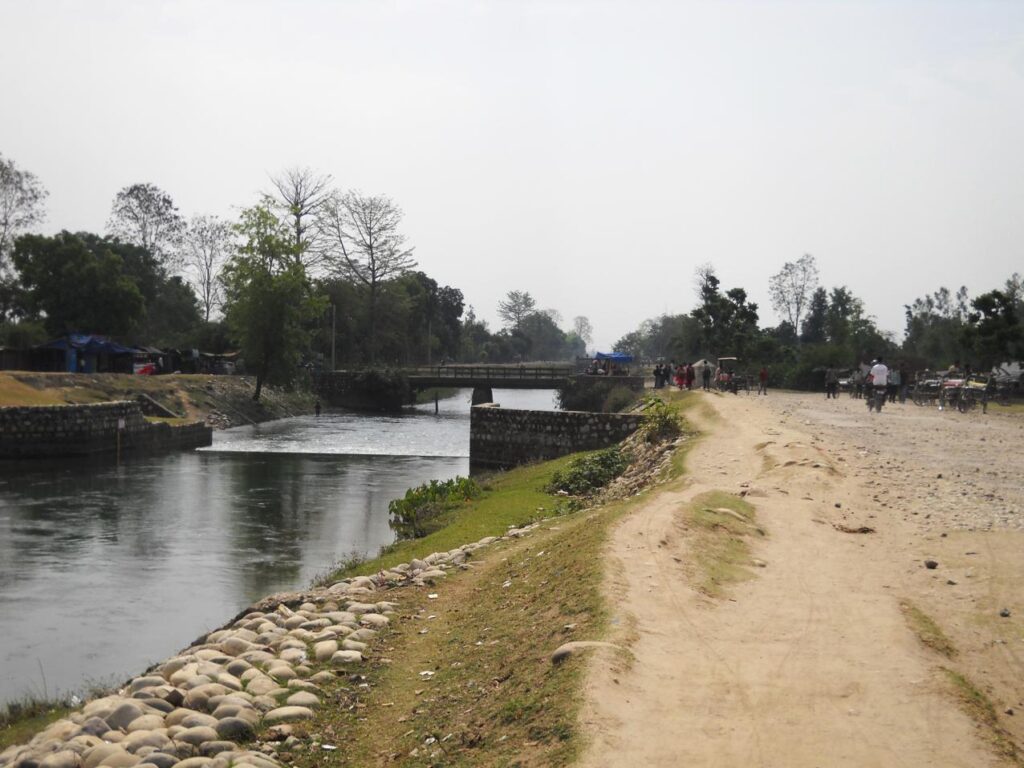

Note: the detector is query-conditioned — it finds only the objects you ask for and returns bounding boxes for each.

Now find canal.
[0,389,556,705]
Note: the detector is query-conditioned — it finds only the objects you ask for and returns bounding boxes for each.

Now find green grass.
[943,668,1022,765]
[0,700,72,752]
[280,421,696,766]
[901,601,958,659]
[338,455,580,579]
[684,490,761,598]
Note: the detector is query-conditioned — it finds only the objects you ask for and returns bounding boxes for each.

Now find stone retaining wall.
[0,402,212,459]
[470,405,643,471]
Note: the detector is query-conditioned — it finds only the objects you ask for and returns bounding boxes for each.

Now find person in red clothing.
[758,366,768,395]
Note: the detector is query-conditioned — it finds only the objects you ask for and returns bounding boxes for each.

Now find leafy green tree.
[800,287,828,343]
[902,286,970,368]
[691,265,759,357]
[963,289,1023,368]
[12,232,145,336]
[223,204,325,400]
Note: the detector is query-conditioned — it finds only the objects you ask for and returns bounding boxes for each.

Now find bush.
[602,385,639,413]
[558,377,640,412]
[639,396,681,442]
[546,447,630,496]
[388,476,481,539]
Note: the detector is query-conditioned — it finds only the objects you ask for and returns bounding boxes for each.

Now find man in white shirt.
[869,357,889,411]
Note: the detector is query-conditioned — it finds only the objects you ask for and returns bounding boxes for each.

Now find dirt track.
[580,391,1023,767]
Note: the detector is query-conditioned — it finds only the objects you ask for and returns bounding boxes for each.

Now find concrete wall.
[0,401,212,459]
[470,405,643,471]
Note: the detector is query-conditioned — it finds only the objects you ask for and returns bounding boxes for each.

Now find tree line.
[0,153,592,397]
[614,255,1023,389]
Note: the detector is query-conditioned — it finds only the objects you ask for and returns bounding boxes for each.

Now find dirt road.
[580,391,1023,767]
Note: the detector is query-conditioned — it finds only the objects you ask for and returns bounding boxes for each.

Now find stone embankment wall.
[0,525,539,768]
[470,405,643,471]
[0,402,212,459]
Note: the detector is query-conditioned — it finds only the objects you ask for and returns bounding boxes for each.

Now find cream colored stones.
[330,650,363,665]
[262,706,314,725]
[341,639,367,653]
[359,613,389,628]
[313,640,338,662]
[284,692,319,709]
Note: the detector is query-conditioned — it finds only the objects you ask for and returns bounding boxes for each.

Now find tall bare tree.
[267,167,332,270]
[107,182,186,271]
[768,254,819,337]
[573,315,593,346]
[497,290,537,331]
[319,190,416,361]
[0,153,48,269]
[183,215,231,321]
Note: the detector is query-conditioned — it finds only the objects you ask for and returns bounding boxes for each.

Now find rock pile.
[0,530,538,768]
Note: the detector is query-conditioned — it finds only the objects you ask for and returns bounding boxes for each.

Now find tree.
[963,289,1023,368]
[183,215,231,321]
[769,254,819,338]
[0,153,48,270]
[800,287,828,343]
[107,183,186,271]
[12,232,145,336]
[691,265,759,356]
[268,167,332,270]
[319,191,416,362]
[223,204,325,401]
[497,290,536,331]
[573,316,593,348]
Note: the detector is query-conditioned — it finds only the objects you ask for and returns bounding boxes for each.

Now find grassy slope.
[0,372,313,425]
[279,400,697,767]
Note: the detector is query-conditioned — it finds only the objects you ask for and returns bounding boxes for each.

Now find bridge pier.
[471,386,494,406]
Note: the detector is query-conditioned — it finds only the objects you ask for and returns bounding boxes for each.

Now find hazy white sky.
[2,0,1022,350]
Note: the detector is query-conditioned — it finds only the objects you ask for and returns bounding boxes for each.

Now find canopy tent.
[39,335,135,373]
[594,352,634,363]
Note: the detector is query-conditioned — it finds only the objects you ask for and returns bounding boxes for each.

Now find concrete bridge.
[315,365,644,409]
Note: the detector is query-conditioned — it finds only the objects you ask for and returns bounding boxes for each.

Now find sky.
[2,0,1022,351]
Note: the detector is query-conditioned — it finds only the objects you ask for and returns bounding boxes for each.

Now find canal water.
[0,389,557,705]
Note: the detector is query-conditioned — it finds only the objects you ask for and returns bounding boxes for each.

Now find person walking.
[702,364,711,391]
[868,357,889,412]
[758,366,768,395]
[825,367,838,399]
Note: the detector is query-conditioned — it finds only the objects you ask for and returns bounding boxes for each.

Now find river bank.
[0,399,680,766]
[0,373,315,429]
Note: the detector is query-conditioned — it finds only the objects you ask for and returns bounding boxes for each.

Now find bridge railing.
[405,365,575,381]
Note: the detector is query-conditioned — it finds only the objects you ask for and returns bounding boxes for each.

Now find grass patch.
[943,668,1022,765]
[279,425,691,766]
[900,601,957,658]
[336,455,579,579]
[0,701,72,752]
[683,490,761,598]
[282,475,652,766]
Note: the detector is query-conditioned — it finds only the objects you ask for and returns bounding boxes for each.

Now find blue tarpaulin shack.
[595,352,634,363]
[39,335,135,373]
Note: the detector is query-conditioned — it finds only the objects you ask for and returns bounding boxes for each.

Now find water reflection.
[0,387,556,702]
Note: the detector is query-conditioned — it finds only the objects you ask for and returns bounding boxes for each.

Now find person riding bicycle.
[869,357,889,412]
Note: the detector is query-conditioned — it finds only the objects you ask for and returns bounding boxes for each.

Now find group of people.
[585,359,629,376]
[824,358,910,407]
[652,361,707,390]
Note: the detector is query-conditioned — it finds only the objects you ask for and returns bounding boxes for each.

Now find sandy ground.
[580,390,1023,767]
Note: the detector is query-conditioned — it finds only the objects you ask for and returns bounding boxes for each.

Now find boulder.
[175,726,219,747]
[262,707,313,726]
[313,640,338,662]
[284,692,319,709]
[104,703,145,732]
[359,614,389,628]
[125,716,164,734]
[330,650,362,665]
[213,717,255,742]
[39,751,81,768]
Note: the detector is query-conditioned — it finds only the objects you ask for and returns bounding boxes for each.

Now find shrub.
[558,377,639,412]
[546,447,630,496]
[639,396,681,442]
[388,476,481,539]
[601,385,639,413]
